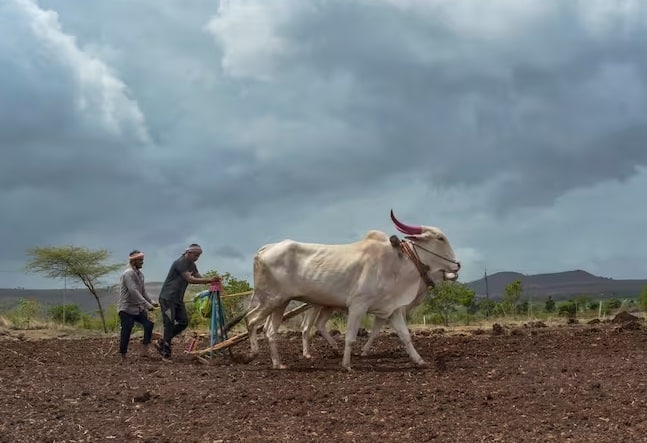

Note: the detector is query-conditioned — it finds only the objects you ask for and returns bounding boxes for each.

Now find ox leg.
[361,316,386,356]
[245,303,275,361]
[389,308,425,366]
[302,306,339,359]
[244,312,262,360]
[301,306,321,359]
[301,305,321,359]
[265,302,289,369]
[342,305,366,370]
[317,308,340,354]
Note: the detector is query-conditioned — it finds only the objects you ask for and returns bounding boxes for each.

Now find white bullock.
[243,210,460,370]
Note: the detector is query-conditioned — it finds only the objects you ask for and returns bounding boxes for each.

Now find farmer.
[156,243,220,360]
[118,250,158,361]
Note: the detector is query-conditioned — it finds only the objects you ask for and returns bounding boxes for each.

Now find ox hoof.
[303,353,312,360]
[415,359,428,367]
[273,364,288,370]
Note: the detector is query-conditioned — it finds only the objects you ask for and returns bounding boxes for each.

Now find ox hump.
[363,230,388,242]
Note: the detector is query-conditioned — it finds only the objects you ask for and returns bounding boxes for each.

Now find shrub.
[557,301,576,317]
[9,298,42,329]
[49,304,82,324]
[80,314,103,330]
[607,298,622,310]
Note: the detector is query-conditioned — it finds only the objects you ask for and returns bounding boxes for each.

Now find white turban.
[185,244,203,254]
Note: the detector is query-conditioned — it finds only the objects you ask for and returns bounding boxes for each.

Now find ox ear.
[405,229,433,241]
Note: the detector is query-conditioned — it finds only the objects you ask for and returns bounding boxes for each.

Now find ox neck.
[400,240,434,288]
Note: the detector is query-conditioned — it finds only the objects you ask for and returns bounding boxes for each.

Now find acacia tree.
[25,246,121,333]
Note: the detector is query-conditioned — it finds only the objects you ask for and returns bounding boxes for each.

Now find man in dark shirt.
[156,243,220,359]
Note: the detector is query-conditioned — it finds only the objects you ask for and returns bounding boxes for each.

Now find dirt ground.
[1,317,647,443]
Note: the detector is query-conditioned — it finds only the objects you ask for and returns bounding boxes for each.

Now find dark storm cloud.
[207,0,647,212]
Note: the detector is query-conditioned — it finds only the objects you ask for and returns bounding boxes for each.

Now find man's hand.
[152,302,160,308]
[209,276,221,283]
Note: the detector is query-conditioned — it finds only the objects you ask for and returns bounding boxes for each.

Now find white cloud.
[12,0,150,143]
[205,0,309,81]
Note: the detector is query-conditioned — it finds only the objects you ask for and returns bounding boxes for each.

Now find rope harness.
[400,240,434,287]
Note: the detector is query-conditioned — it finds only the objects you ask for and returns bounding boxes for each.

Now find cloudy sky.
[2,0,647,290]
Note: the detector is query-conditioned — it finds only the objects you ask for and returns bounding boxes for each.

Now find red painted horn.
[390,209,423,235]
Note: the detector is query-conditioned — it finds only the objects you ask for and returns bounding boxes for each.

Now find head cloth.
[129,251,144,261]
[185,244,203,254]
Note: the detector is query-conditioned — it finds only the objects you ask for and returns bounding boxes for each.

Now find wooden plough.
[186,302,313,358]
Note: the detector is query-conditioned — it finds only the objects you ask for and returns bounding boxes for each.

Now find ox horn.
[390,209,422,235]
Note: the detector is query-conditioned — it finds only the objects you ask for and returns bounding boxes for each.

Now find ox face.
[390,210,460,286]
[406,228,460,286]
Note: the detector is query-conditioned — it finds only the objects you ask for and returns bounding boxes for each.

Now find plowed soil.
[1,319,647,442]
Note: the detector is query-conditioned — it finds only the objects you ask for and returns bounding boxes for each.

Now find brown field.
[1,317,647,443]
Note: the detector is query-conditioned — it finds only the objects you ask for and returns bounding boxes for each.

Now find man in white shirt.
[118,250,158,361]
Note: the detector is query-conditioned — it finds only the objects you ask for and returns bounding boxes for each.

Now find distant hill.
[465,270,647,301]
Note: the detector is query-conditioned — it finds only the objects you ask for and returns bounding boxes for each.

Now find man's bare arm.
[181,271,219,285]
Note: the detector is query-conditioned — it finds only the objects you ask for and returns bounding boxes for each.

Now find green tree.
[186,269,253,324]
[502,280,523,317]
[220,271,253,295]
[185,270,252,298]
[25,246,121,333]
[639,284,647,311]
[477,299,497,318]
[573,295,591,313]
[428,282,475,326]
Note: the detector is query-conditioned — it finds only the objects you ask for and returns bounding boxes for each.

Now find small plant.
[640,284,647,311]
[104,305,120,332]
[80,314,102,330]
[10,298,41,329]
